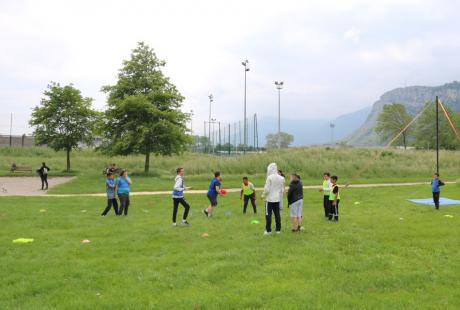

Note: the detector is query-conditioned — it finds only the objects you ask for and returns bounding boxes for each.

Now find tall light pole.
[274,81,284,148]
[189,109,194,135]
[242,59,250,153]
[330,122,335,145]
[208,94,213,153]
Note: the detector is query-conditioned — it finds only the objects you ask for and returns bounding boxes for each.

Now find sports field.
[1,183,460,309]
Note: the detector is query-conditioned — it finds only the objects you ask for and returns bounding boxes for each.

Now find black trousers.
[328,200,340,221]
[173,197,190,223]
[265,202,281,232]
[40,174,48,190]
[323,195,330,217]
[102,198,119,216]
[243,194,257,214]
[433,192,440,209]
[118,193,130,215]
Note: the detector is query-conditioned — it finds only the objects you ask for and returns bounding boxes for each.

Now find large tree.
[265,132,294,149]
[100,42,190,173]
[375,103,412,149]
[413,101,460,150]
[30,82,98,172]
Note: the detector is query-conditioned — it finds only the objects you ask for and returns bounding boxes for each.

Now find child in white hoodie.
[263,163,285,235]
[172,167,191,226]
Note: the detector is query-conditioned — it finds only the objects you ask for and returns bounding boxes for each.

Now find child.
[240,176,257,214]
[37,162,51,190]
[263,163,285,235]
[172,167,191,226]
[117,170,132,216]
[328,175,340,221]
[319,172,331,218]
[431,173,445,210]
[203,171,223,217]
[278,170,286,210]
[101,172,119,216]
[287,173,303,232]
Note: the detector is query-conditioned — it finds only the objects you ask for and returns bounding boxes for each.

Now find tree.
[265,132,294,149]
[29,82,98,172]
[100,42,191,173]
[375,103,412,149]
[413,101,460,150]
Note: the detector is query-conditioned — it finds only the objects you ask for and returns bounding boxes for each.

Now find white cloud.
[344,28,361,43]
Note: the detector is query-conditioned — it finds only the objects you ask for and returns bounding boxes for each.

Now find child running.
[101,172,119,216]
[240,176,257,214]
[287,173,303,232]
[319,172,332,218]
[431,173,445,210]
[203,171,222,217]
[172,167,191,226]
[328,175,340,221]
[117,170,132,216]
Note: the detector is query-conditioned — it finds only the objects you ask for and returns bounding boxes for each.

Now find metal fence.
[0,135,35,147]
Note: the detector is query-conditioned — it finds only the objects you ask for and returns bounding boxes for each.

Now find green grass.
[1,185,460,309]
[2,146,460,194]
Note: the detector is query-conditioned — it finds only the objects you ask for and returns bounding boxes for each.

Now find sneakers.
[181,220,190,226]
[172,223,177,227]
[275,231,281,235]
[202,209,209,217]
[263,231,272,236]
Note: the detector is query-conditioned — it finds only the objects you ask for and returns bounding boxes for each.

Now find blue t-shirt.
[117,177,131,194]
[207,178,221,197]
[106,178,116,199]
[431,179,442,193]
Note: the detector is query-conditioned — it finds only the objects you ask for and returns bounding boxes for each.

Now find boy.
[240,176,257,214]
[203,171,222,217]
[328,175,340,221]
[263,163,285,235]
[117,170,132,216]
[101,172,119,216]
[431,173,445,210]
[319,172,331,218]
[37,162,51,190]
[172,167,191,226]
[287,173,303,232]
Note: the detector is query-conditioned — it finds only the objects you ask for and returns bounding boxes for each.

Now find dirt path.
[0,177,74,196]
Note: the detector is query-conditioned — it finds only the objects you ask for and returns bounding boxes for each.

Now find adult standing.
[262,163,285,235]
[117,170,132,216]
[37,162,51,190]
[172,167,191,226]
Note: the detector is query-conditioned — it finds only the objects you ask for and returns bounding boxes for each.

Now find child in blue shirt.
[431,173,445,210]
[101,172,119,216]
[117,170,132,216]
[203,171,222,218]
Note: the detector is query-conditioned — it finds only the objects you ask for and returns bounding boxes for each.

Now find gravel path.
[0,177,74,196]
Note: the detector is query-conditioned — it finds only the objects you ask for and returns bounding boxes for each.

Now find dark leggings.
[433,192,440,209]
[101,198,119,216]
[243,194,257,214]
[328,200,340,221]
[118,193,130,215]
[40,174,48,190]
[323,195,329,217]
[172,198,190,223]
[265,202,281,232]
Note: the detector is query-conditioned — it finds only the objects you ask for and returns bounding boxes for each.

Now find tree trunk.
[402,131,407,150]
[66,148,71,172]
[144,151,150,174]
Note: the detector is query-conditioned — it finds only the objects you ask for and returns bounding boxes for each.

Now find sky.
[1,0,460,135]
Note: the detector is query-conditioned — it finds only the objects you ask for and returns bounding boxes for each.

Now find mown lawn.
[1,185,460,309]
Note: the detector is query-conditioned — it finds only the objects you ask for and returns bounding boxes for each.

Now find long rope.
[438,100,460,141]
[345,103,430,187]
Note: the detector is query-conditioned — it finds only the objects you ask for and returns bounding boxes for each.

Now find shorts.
[207,194,218,207]
[290,199,303,217]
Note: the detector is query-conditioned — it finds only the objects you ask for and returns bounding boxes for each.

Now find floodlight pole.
[275,81,284,148]
[436,96,439,174]
[242,60,250,154]
[208,94,213,153]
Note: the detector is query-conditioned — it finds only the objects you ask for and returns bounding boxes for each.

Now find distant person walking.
[319,172,332,218]
[263,163,285,235]
[240,176,257,214]
[172,167,191,226]
[431,173,445,210]
[328,176,340,221]
[117,170,132,216]
[37,162,50,190]
[101,172,119,216]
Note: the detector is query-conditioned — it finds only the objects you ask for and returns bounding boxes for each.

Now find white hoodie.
[263,163,285,203]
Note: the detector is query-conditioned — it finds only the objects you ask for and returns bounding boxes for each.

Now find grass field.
[2,185,460,309]
[2,146,460,194]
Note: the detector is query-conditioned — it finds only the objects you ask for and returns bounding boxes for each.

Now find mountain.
[255,106,371,146]
[346,81,460,146]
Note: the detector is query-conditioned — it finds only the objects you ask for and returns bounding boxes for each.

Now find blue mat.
[407,198,460,206]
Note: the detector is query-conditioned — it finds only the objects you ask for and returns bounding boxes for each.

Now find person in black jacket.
[287,173,303,232]
[37,162,50,190]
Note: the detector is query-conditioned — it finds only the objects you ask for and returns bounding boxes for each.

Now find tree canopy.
[100,42,191,173]
[375,103,412,149]
[29,82,98,172]
[265,132,294,149]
